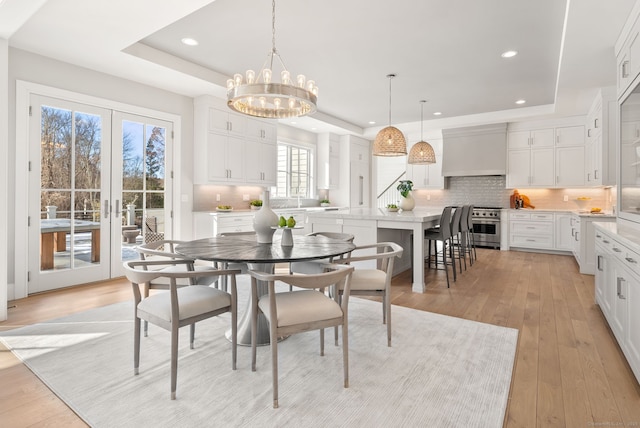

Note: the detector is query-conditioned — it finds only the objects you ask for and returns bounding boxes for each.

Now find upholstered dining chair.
[136,239,222,337]
[123,259,240,400]
[247,263,354,408]
[333,242,404,347]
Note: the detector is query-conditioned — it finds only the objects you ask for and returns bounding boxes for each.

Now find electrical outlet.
[216,194,221,202]
[563,195,568,202]
[243,194,250,201]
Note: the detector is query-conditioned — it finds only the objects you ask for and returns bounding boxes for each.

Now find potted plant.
[397,180,415,211]
[250,199,263,210]
[320,199,331,207]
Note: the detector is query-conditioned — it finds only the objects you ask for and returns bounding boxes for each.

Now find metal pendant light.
[373,74,407,156]
[408,100,436,164]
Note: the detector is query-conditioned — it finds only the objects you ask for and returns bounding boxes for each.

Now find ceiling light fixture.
[226,0,317,119]
[515,99,526,105]
[433,112,442,116]
[408,100,436,165]
[181,37,199,46]
[373,74,407,157]
[501,50,518,58]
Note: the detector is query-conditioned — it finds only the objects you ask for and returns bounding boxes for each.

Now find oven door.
[473,220,498,236]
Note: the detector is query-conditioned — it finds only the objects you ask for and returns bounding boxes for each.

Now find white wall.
[6,48,195,298]
[1,39,8,320]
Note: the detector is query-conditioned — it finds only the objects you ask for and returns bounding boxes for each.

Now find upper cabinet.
[507,119,585,188]
[585,87,617,187]
[617,7,640,99]
[194,95,277,186]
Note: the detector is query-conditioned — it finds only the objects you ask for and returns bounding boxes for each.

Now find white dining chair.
[123,259,240,400]
[248,263,354,408]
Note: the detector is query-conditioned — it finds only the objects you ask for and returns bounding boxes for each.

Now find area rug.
[0,281,518,428]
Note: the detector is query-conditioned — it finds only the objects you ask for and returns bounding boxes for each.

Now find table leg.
[225,262,284,346]
[55,232,66,252]
[40,232,54,270]
[91,230,100,263]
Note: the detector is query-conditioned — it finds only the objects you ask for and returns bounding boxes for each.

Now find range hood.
[441,123,507,177]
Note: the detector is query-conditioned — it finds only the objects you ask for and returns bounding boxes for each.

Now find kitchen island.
[306,207,443,293]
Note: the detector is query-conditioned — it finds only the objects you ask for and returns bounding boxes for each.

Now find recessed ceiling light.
[501,50,518,58]
[181,37,199,46]
[368,121,376,125]
[433,112,442,116]
[311,127,317,131]
[290,121,297,125]
[515,99,526,105]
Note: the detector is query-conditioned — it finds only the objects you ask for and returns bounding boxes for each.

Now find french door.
[28,95,173,292]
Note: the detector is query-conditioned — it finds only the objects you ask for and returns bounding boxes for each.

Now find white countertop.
[507,208,615,218]
[593,222,640,253]
[306,207,444,222]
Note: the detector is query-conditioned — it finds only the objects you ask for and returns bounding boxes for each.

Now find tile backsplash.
[412,175,612,211]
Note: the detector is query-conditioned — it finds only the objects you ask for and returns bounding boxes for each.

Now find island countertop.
[305,207,444,223]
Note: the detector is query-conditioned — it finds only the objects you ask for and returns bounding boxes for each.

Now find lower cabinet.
[594,224,640,385]
[308,216,377,269]
[509,211,554,250]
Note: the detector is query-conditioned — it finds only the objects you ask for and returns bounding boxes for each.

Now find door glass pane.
[120,121,167,260]
[40,105,102,271]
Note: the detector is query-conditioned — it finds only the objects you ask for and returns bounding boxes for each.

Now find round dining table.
[175,233,355,346]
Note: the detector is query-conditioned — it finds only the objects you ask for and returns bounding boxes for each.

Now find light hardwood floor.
[1,248,639,427]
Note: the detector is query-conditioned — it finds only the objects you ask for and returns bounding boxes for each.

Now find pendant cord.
[270,0,276,70]
[420,100,425,140]
[388,76,392,126]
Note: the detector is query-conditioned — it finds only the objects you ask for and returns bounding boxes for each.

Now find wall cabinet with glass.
[406,138,444,189]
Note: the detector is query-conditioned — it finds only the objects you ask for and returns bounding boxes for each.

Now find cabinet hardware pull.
[104,199,109,218]
[587,129,591,137]
[115,199,120,218]
[603,240,610,244]
[597,255,603,271]
[526,239,535,242]
[596,234,601,238]
[587,172,590,182]
[613,247,622,252]
[625,257,637,264]
[622,60,630,78]
[594,169,599,180]
[594,118,599,129]
[617,277,627,300]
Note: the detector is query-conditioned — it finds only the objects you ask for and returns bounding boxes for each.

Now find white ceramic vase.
[253,190,278,243]
[399,192,415,211]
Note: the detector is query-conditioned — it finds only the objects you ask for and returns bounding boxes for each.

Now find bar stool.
[458,205,471,270]
[425,206,454,288]
[460,204,476,266]
[449,206,464,276]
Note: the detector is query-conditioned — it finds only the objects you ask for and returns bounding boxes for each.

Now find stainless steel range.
[471,206,501,249]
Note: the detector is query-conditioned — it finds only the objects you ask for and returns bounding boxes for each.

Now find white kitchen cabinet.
[509,211,554,250]
[244,138,277,186]
[508,128,554,149]
[555,213,574,251]
[507,119,586,188]
[571,214,616,274]
[334,135,371,209]
[585,88,616,186]
[208,107,245,136]
[593,224,640,385]
[617,13,640,98]
[206,133,245,183]
[194,95,278,185]
[556,145,585,187]
[317,133,341,190]
[212,212,254,236]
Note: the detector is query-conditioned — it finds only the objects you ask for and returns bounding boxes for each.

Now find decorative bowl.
[386,207,399,212]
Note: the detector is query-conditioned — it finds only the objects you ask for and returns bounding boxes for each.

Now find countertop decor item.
[575,197,592,211]
[397,180,415,211]
[250,199,262,210]
[373,74,407,156]
[408,100,436,164]
[320,199,330,207]
[253,190,279,243]
[226,0,317,119]
[216,206,233,212]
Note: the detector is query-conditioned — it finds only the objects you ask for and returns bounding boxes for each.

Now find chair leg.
[386,289,392,347]
[342,321,349,388]
[449,239,457,282]
[134,317,141,375]
[442,240,450,288]
[170,324,179,400]
[251,294,258,372]
[320,328,325,356]
[190,324,195,349]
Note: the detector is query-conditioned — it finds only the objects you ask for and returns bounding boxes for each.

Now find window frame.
[273,138,316,199]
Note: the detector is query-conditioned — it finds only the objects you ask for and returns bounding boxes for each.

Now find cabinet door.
[208,108,230,133]
[626,269,640,373]
[508,130,531,149]
[555,125,584,147]
[427,154,444,189]
[226,136,245,182]
[612,262,630,343]
[329,154,340,188]
[261,141,277,185]
[556,146,585,187]
[207,132,230,182]
[407,164,428,188]
[555,214,573,250]
[350,161,369,208]
[531,128,554,147]
[507,149,531,187]
[530,148,555,186]
[594,244,607,310]
[244,139,263,183]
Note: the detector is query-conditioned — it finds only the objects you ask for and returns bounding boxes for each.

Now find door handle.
[103,199,109,218]
[114,199,120,218]
[617,277,627,300]
[359,175,363,205]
